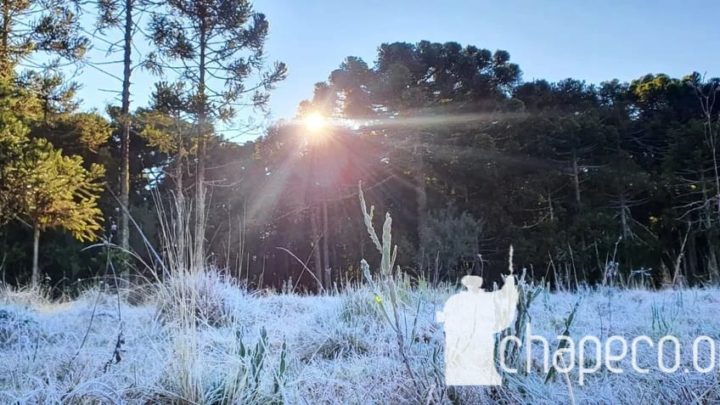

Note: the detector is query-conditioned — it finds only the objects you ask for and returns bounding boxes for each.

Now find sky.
[74,0,720,142]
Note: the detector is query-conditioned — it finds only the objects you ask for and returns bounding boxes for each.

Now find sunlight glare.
[303,112,328,132]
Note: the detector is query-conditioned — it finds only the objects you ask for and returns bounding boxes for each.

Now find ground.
[1,272,719,404]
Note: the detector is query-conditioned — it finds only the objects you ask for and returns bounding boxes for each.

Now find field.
[2,271,719,404]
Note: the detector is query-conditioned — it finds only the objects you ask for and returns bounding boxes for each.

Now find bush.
[0,308,38,348]
[0,283,50,307]
[338,287,383,324]
[419,205,483,280]
[295,321,370,362]
[156,269,241,327]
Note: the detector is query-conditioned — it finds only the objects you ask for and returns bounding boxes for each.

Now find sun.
[303,112,328,132]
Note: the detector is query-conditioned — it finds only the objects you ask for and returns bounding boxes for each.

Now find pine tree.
[147,0,286,271]
[0,0,88,77]
[96,0,141,253]
[12,139,104,287]
[0,94,104,287]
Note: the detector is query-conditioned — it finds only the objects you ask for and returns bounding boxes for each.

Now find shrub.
[419,205,483,281]
[295,321,370,362]
[156,269,241,327]
[338,287,383,324]
[0,308,38,348]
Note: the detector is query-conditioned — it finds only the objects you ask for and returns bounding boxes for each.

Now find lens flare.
[303,112,327,132]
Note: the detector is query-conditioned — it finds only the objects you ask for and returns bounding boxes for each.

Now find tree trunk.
[701,169,712,229]
[547,191,555,222]
[322,197,331,288]
[175,150,186,272]
[414,143,427,268]
[0,1,11,78]
[710,132,720,220]
[708,248,720,283]
[193,20,208,273]
[619,193,630,239]
[310,207,323,291]
[687,231,697,281]
[695,84,720,225]
[119,0,133,255]
[571,150,582,209]
[194,135,206,272]
[31,224,40,288]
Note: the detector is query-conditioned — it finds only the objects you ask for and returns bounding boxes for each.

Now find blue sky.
[75,0,720,142]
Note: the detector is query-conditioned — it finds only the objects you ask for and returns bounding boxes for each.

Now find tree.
[320,41,522,275]
[1,116,104,287]
[0,72,41,222]
[148,0,287,271]
[0,0,88,78]
[693,76,720,223]
[21,70,112,156]
[0,113,34,226]
[139,81,196,271]
[96,0,141,254]
[20,70,79,123]
[0,3,109,286]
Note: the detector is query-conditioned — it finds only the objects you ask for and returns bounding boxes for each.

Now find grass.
[2,189,718,403]
[2,273,720,404]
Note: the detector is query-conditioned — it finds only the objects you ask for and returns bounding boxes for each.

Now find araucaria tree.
[96,0,141,253]
[9,139,105,287]
[0,0,108,287]
[0,0,88,77]
[0,86,105,287]
[148,0,286,271]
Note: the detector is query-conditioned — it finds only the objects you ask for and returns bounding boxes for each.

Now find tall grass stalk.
[358,182,446,403]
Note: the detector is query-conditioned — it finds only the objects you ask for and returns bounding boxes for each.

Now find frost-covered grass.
[1,273,719,404]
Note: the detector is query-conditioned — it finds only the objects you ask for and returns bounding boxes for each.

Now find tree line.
[247,43,720,289]
[0,1,718,291]
[0,0,285,289]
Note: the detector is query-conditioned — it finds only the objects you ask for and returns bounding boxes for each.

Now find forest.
[4,1,720,404]
[1,0,719,294]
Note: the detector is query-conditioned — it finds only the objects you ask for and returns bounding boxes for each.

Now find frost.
[1,277,719,403]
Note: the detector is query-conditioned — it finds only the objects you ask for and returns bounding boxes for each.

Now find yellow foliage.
[7,138,105,242]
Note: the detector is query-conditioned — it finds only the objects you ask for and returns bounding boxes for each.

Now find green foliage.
[0,118,31,224]
[0,73,105,243]
[147,0,287,121]
[20,70,79,116]
[420,206,483,280]
[0,68,106,285]
[0,0,88,76]
[204,44,720,289]
[67,112,113,152]
[4,20,720,292]
[137,105,194,156]
[324,41,521,116]
[9,138,105,241]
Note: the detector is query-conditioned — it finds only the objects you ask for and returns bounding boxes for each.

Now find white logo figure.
[436,273,518,385]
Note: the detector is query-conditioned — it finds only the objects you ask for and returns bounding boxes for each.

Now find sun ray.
[350,110,527,130]
[303,112,328,132]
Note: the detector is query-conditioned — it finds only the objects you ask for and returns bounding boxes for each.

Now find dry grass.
[3,189,717,403]
[2,272,720,404]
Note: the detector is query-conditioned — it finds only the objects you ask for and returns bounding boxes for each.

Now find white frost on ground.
[1,275,719,404]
